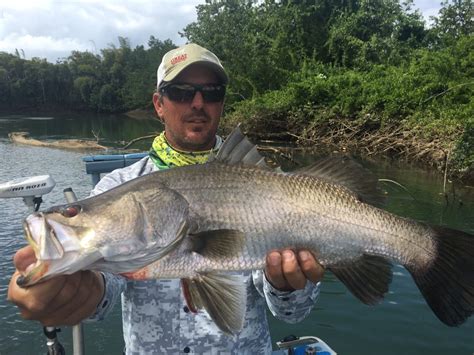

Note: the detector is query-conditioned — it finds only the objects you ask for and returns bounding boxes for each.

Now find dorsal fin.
[209,125,270,169]
[294,155,384,206]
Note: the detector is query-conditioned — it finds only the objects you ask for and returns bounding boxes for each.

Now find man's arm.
[254,249,324,323]
[85,272,126,322]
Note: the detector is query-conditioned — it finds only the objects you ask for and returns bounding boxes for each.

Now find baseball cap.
[157,43,228,89]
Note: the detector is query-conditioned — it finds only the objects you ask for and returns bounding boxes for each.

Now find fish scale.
[136,162,436,274]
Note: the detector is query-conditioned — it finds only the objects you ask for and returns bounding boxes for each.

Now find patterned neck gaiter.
[149,131,222,169]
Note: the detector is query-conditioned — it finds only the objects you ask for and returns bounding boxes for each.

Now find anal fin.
[330,254,393,305]
[181,273,247,335]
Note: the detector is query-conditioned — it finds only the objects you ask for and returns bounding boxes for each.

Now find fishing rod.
[63,187,85,355]
[34,186,68,355]
[43,326,65,355]
[0,175,85,355]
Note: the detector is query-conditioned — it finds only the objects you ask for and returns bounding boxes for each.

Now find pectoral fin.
[181,273,247,335]
[189,229,246,259]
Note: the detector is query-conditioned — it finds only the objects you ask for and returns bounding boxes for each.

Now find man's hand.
[7,246,105,326]
[265,249,324,291]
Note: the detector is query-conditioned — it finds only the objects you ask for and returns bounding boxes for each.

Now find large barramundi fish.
[18,127,474,335]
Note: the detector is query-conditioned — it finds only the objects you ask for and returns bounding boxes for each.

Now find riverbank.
[118,108,472,183]
[118,109,472,184]
[221,115,473,185]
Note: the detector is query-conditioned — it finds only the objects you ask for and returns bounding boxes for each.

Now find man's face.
[153,64,225,151]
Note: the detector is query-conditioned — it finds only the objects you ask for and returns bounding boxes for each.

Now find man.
[8,43,324,353]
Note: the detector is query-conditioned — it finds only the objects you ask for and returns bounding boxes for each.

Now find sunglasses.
[160,83,226,103]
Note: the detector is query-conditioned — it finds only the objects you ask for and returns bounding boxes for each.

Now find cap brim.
[164,60,228,85]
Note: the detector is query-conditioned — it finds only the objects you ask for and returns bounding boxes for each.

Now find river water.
[0,114,472,354]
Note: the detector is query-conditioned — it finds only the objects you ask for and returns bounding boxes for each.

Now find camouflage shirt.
[87,155,321,354]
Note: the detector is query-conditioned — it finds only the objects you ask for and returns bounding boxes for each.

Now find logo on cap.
[171,54,187,66]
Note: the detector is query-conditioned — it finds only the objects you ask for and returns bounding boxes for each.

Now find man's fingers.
[13,246,37,272]
[9,270,103,325]
[265,249,325,291]
[41,271,95,326]
[281,250,306,290]
[8,272,67,318]
[297,250,325,284]
[265,251,287,290]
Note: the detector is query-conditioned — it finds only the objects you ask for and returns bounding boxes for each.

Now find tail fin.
[407,226,474,326]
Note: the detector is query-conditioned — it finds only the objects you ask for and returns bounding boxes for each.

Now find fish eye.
[62,206,81,218]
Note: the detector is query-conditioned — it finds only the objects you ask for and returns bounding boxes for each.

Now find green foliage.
[0,36,175,112]
[230,34,473,121]
[74,76,97,106]
[98,84,118,112]
[182,0,363,100]
[429,0,473,47]
[327,0,427,68]
[228,33,473,174]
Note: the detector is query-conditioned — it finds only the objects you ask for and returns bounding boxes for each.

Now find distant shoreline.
[0,108,158,121]
[1,109,471,184]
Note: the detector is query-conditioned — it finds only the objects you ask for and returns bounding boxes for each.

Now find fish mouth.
[24,213,64,259]
[20,213,66,285]
[20,216,51,287]
[23,216,40,253]
[16,262,50,287]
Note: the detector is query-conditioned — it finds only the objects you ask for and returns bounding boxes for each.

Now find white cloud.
[0,0,201,61]
[0,33,89,61]
[411,0,441,25]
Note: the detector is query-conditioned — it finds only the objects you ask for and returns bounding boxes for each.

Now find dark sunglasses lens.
[201,86,226,102]
[165,86,195,102]
[163,84,225,103]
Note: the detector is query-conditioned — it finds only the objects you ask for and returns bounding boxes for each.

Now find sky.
[0,0,442,63]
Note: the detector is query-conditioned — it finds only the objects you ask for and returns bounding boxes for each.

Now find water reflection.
[0,112,163,150]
